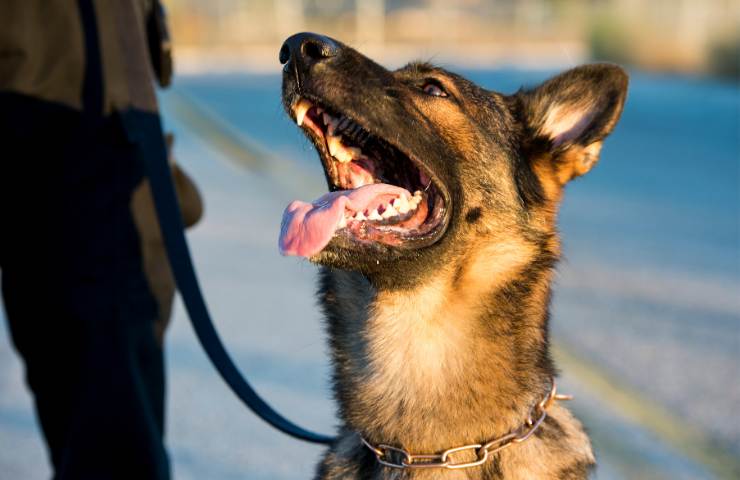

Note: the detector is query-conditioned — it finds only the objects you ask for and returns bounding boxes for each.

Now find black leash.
[136,110,335,445]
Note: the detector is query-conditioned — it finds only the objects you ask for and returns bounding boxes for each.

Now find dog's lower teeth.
[346,196,415,225]
[382,205,398,218]
[396,196,410,213]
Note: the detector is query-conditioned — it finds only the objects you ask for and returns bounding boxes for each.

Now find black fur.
[280,33,628,479]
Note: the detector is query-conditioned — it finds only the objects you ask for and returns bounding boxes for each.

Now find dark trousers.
[0,94,170,480]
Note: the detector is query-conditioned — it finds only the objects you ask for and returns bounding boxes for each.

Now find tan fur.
[325,247,589,478]
[499,407,595,480]
[288,48,628,478]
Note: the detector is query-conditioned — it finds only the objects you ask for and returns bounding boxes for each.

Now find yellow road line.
[554,342,740,479]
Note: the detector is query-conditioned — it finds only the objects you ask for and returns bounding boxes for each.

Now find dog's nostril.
[280,33,339,67]
[279,43,290,65]
[302,41,324,61]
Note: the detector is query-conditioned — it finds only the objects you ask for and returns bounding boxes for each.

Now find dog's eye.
[422,82,448,97]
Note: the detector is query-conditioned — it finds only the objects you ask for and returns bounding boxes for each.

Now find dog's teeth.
[409,192,422,207]
[323,112,332,126]
[396,196,410,214]
[368,209,382,221]
[316,107,324,115]
[382,204,398,218]
[327,135,341,157]
[327,136,358,164]
[353,211,366,221]
[337,215,347,229]
[347,147,361,160]
[294,99,312,127]
[335,147,353,163]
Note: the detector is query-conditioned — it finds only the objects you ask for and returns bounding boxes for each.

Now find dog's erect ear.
[514,64,628,184]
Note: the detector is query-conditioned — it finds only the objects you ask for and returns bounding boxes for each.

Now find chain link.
[360,379,571,470]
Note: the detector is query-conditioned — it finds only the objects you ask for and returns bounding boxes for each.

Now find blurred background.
[1,1,738,479]
[165,0,740,77]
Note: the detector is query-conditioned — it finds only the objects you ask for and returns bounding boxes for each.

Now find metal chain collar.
[360,380,572,470]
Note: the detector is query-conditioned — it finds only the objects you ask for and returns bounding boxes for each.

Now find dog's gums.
[279,97,447,258]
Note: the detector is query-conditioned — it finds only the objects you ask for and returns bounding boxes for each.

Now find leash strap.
[133,110,335,445]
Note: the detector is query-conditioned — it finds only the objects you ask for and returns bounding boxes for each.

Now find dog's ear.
[513,64,628,185]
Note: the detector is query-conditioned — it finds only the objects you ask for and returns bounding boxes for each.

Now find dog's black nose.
[279,32,339,67]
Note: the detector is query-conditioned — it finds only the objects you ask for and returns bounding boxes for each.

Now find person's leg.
[0,97,169,479]
[0,97,84,470]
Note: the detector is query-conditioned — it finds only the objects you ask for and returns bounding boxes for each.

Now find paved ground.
[1,71,738,479]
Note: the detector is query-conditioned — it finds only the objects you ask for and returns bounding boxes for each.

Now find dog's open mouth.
[279,97,448,258]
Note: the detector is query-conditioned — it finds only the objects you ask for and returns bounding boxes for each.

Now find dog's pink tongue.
[279,184,410,257]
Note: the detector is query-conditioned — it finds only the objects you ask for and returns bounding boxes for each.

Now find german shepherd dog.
[278,33,627,479]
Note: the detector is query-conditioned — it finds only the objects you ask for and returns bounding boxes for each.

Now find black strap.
[78,0,103,119]
[135,110,335,445]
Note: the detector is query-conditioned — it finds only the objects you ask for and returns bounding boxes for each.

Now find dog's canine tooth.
[294,99,312,127]
[367,209,382,221]
[337,215,347,229]
[323,112,332,126]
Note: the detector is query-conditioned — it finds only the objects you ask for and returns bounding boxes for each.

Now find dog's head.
[279,33,627,288]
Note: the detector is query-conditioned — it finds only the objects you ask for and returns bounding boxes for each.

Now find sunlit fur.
[281,34,628,479]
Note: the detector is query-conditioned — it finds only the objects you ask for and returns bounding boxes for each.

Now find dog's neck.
[319,249,557,454]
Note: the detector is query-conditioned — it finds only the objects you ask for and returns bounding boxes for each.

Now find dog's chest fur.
[315,268,595,479]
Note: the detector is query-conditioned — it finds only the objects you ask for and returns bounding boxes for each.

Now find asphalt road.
[1,71,737,479]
